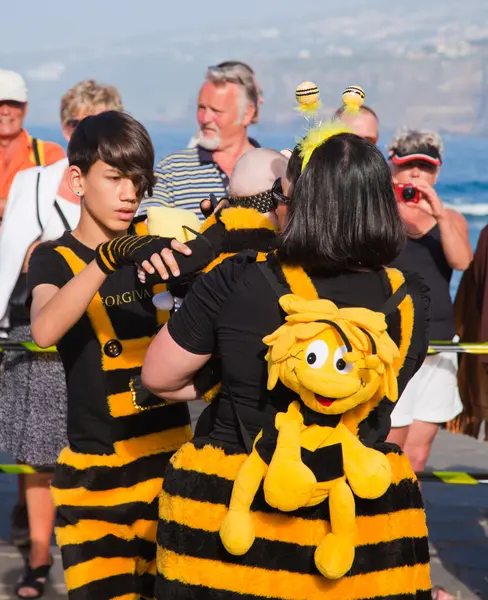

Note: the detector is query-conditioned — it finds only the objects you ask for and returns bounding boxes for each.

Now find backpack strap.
[31,137,45,166]
[227,259,291,455]
[226,385,254,455]
[35,173,42,230]
[257,259,291,298]
[382,281,407,316]
[53,200,71,231]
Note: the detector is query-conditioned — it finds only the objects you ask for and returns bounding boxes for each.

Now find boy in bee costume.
[27,112,193,600]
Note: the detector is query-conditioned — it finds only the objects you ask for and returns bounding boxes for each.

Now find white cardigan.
[0,158,80,323]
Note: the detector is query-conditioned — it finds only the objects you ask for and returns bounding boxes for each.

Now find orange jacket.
[0,129,65,199]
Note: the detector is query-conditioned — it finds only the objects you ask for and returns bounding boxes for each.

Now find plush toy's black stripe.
[221,228,276,254]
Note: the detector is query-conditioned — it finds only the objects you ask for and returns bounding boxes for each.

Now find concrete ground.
[0,407,486,599]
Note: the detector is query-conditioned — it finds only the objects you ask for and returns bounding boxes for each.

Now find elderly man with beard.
[139,63,261,221]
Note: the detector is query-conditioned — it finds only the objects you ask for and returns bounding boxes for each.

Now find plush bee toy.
[219,287,403,581]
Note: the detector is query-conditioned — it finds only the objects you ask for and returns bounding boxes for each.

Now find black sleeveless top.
[392,224,454,341]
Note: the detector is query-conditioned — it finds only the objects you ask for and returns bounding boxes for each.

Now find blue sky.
[3,0,329,52]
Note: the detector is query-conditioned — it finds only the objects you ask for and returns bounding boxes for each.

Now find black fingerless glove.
[95,235,172,274]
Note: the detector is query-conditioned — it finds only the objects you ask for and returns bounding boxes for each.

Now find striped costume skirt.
[155,438,431,600]
[51,444,175,600]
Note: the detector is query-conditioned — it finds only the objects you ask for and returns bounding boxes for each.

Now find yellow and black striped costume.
[154,254,431,599]
[28,229,192,600]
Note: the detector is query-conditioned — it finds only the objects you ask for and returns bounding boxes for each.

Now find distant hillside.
[3,0,488,133]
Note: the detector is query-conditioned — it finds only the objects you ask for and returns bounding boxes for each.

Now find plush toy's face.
[263,295,400,417]
[280,328,383,415]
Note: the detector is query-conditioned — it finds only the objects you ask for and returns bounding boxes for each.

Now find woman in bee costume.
[142,121,432,598]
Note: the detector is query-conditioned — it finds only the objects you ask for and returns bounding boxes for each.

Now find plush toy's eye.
[305,340,328,369]
[334,345,354,374]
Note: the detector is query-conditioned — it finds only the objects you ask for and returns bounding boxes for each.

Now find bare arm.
[0,197,6,220]
[30,260,107,348]
[142,324,210,402]
[23,241,41,272]
[437,209,472,271]
[414,181,473,271]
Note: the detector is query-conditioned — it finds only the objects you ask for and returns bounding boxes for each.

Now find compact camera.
[394,183,420,203]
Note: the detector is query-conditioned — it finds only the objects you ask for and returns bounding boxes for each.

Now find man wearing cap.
[139,62,260,221]
[0,70,65,220]
[384,129,472,492]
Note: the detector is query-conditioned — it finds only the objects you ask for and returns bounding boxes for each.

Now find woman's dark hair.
[278,133,406,272]
[68,111,156,198]
[286,145,303,191]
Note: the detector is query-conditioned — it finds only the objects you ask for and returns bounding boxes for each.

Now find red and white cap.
[388,143,441,167]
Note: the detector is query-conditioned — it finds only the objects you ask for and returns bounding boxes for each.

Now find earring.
[76,190,82,196]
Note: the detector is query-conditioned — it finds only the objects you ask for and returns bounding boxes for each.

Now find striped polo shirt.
[139,142,259,222]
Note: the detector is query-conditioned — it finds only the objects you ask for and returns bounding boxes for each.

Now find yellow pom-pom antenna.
[295,81,321,116]
[298,121,353,171]
[342,85,365,115]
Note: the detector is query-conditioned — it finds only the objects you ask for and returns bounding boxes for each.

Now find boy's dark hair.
[278,133,406,272]
[68,111,156,197]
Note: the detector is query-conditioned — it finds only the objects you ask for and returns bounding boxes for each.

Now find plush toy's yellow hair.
[298,121,353,171]
[263,294,400,401]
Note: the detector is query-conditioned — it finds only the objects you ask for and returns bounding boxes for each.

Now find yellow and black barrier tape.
[0,464,54,474]
[0,464,487,483]
[2,340,488,355]
[428,341,488,355]
[417,471,488,484]
[0,341,56,353]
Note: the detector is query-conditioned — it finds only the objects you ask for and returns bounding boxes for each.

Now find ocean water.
[29,125,488,296]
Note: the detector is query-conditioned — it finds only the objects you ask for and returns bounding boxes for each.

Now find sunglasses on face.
[271,177,289,207]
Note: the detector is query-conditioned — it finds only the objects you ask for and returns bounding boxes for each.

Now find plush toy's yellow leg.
[314,479,356,580]
[339,424,392,499]
[264,412,317,512]
[219,450,267,556]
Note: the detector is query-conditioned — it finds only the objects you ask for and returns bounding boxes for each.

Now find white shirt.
[0,158,80,323]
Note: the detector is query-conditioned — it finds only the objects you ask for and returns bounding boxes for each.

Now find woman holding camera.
[386,129,472,481]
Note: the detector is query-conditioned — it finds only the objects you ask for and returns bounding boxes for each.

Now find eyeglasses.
[271,177,289,207]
